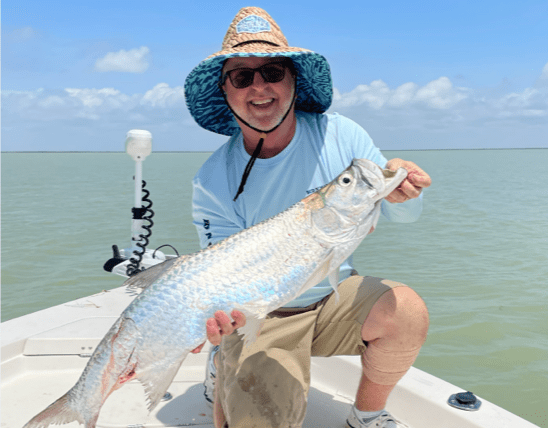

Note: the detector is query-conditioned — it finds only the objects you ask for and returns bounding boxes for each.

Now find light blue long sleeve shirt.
[192,112,422,307]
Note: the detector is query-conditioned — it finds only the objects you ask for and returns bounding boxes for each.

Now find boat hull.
[1,287,539,428]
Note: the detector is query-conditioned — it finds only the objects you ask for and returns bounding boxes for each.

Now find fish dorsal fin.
[123,257,183,290]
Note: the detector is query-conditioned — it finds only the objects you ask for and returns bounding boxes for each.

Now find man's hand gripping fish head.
[306,159,408,298]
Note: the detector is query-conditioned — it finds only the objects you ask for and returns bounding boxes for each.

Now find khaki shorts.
[217,275,407,428]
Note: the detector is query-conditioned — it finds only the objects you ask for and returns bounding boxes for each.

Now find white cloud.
[541,62,548,80]
[333,76,469,111]
[328,63,548,148]
[491,87,548,119]
[0,84,209,151]
[415,77,468,109]
[94,46,150,73]
[2,62,547,151]
[141,83,185,107]
[333,80,390,109]
[388,82,418,108]
[65,87,134,109]
[37,95,65,108]
[9,26,38,43]
[62,87,140,120]
[536,62,548,88]
[3,85,184,121]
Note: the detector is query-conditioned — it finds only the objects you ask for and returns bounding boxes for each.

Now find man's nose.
[250,70,268,88]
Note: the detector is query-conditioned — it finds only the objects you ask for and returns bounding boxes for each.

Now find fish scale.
[24,158,407,428]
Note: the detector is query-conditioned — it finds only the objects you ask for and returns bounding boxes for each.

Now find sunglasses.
[220,61,293,89]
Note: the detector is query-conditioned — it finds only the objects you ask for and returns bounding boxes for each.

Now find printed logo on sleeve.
[203,219,213,246]
[306,185,324,195]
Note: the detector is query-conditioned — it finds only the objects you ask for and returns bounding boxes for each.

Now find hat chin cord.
[221,86,298,201]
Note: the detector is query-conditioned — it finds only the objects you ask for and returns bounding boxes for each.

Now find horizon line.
[2,147,546,154]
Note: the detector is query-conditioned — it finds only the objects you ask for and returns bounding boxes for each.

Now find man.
[184,7,431,428]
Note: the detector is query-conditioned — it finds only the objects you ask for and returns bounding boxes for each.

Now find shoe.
[203,345,219,405]
[347,408,400,428]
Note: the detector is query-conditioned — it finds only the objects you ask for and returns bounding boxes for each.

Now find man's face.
[221,57,295,132]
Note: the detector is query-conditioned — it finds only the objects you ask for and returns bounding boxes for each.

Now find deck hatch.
[23,317,118,356]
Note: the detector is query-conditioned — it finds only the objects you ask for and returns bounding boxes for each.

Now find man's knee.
[392,286,429,337]
[360,286,429,385]
[362,285,429,344]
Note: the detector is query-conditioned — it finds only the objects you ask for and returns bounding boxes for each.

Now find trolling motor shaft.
[103,130,179,277]
[125,130,154,276]
[104,130,155,276]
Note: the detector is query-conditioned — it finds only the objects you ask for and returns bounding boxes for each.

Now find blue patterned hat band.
[184,7,333,136]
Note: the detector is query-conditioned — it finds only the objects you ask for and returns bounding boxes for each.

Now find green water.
[2,150,547,426]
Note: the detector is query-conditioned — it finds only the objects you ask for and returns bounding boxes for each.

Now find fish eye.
[339,173,353,186]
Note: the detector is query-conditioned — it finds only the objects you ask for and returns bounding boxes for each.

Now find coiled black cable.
[126,180,154,276]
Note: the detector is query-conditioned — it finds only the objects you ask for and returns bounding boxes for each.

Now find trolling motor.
[103,130,177,277]
[125,129,155,276]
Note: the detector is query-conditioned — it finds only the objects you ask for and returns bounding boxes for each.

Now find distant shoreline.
[2,147,546,154]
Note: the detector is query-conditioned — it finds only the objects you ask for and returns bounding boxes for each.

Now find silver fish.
[24,158,407,428]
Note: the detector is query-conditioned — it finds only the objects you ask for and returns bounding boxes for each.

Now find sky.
[2,0,548,151]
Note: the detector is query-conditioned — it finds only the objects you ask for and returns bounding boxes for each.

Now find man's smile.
[250,98,275,107]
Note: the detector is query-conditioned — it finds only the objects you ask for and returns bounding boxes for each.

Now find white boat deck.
[1,287,539,428]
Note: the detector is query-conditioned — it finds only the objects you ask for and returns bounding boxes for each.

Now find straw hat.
[184,7,333,136]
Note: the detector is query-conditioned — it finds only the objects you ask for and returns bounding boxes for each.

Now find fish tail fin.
[24,392,94,428]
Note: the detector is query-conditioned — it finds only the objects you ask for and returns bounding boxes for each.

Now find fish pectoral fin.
[328,268,340,303]
[232,302,267,346]
[123,257,183,290]
[294,249,336,297]
[138,351,189,412]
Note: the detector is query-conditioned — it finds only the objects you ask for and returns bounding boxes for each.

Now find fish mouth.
[380,167,408,198]
[352,158,408,200]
